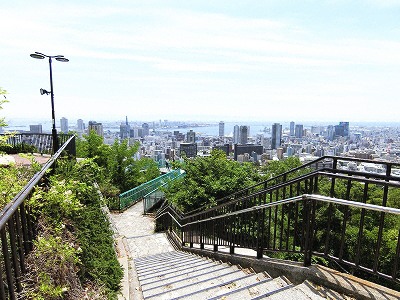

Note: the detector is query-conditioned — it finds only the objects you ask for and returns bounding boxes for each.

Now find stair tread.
[140,262,242,290]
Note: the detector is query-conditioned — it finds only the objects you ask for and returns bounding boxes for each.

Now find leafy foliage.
[75,131,160,194]
[25,159,123,299]
[0,161,38,210]
[164,150,261,212]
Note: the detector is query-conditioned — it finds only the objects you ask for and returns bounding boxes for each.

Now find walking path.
[110,200,174,299]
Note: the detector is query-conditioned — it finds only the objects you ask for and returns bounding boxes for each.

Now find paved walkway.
[0,153,50,166]
[111,201,174,259]
[110,200,174,299]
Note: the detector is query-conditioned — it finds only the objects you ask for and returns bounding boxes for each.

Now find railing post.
[256,208,264,259]
[303,197,312,267]
[374,163,392,272]
[1,228,16,300]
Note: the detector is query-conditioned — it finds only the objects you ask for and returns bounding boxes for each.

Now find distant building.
[213,144,230,156]
[295,124,304,138]
[60,117,68,133]
[120,116,130,139]
[219,121,224,137]
[339,121,349,137]
[77,119,84,131]
[88,121,103,137]
[30,125,42,133]
[142,123,150,136]
[239,125,249,145]
[180,143,197,158]
[234,144,263,161]
[271,123,282,149]
[186,130,196,143]
[326,125,335,141]
[233,125,240,144]
[290,121,295,137]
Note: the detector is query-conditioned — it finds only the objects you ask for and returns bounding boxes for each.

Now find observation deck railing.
[1,133,76,156]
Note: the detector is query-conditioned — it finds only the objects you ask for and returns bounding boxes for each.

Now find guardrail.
[0,135,75,300]
[0,133,75,156]
[116,169,184,211]
[156,158,400,288]
[185,155,400,215]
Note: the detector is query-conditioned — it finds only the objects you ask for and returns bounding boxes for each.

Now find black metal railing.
[0,133,75,156]
[185,155,400,215]
[0,135,75,300]
[156,156,400,287]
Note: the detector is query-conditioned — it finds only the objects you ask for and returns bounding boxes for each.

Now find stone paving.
[110,200,174,259]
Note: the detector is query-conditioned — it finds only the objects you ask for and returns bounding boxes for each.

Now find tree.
[0,87,9,148]
[164,150,261,212]
[75,129,110,167]
[261,156,303,179]
[108,139,160,191]
[0,87,7,127]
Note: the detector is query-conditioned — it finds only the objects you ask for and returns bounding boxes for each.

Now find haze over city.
[1,1,400,123]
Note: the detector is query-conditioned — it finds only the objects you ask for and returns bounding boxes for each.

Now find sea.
[3,119,400,138]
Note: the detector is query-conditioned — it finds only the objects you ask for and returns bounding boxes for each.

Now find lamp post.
[30,52,69,154]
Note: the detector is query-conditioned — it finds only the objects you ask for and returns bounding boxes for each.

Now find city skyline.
[1,1,400,122]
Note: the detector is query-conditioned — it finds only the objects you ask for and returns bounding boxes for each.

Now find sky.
[1,0,400,124]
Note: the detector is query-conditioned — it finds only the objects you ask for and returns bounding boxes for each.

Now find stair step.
[146,272,271,300]
[137,257,231,283]
[136,254,209,275]
[140,262,238,290]
[142,266,253,298]
[135,251,196,267]
[204,275,291,300]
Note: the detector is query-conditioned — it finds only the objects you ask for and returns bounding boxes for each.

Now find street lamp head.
[55,57,69,62]
[30,53,45,59]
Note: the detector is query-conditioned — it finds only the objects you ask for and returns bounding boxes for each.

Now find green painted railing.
[117,169,184,211]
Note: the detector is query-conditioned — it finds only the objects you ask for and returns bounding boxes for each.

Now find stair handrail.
[156,193,400,285]
[183,155,400,216]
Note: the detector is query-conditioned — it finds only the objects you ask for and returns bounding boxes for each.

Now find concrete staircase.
[134,251,349,300]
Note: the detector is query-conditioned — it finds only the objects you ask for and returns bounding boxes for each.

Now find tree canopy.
[164,150,261,212]
[75,131,160,193]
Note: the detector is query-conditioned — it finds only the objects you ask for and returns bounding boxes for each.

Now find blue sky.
[1,1,400,123]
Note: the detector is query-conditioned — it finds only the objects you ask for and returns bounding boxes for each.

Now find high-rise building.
[77,119,84,131]
[142,123,150,136]
[186,130,196,143]
[60,117,68,133]
[295,124,303,138]
[233,125,240,144]
[339,122,349,137]
[30,125,42,133]
[88,121,103,137]
[219,121,224,137]
[239,125,249,145]
[271,123,282,149]
[120,116,130,139]
[326,125,335,141]
[290,121,295,137]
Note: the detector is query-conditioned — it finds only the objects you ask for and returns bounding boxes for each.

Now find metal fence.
[0,135,75,299]
[156,156,400,287]
[117,169,184,211]
[1,133,75,156]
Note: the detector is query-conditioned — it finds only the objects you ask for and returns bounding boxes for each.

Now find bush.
[24,158,123,299]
